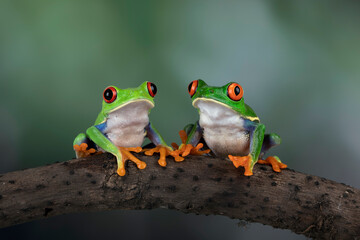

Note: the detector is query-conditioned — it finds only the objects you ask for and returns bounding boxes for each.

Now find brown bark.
[0,153,359,239]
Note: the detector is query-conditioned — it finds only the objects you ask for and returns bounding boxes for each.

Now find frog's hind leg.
[257,133,287,172]
[258,133,281,158]
[258,156,287,173]
[73,133,98,158]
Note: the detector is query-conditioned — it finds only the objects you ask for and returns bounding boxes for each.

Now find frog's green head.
[99,81,157,118]
[188,79,259,121]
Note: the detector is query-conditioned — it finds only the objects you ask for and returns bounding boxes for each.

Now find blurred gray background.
[0,1,359,239]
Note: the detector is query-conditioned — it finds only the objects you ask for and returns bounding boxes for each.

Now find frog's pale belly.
[202,128,250,157]
[103,101,152,148]
[195,99,250,157]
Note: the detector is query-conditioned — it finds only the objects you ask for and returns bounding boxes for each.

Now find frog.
[174,79,287,176]
[73,82,183,176]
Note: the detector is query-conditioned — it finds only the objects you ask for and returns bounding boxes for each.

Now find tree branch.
[0,153,359,239]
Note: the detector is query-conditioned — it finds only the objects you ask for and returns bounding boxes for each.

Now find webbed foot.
[117,147,146,176]
[172,130,211,157]
[257,156,287,173]
[144,145,183,167]
[74,143,97,158]
[228,154,254,176]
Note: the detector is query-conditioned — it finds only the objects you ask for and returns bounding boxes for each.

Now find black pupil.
[234,86,240,95]
[188,83,193,93]
[104,89,113,100]
[150,83,157,95]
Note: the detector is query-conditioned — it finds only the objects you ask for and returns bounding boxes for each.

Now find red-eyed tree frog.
[73,82,183,176]
[174,80,287,176]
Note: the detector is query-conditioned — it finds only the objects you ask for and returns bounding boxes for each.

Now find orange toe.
[158,158,167,167]
[117,168,126,176]
[137,161,147,169]
[80,143,88,151]
[179,130,188,143]
[174,155,184,162]
[171,142,179,150]
[144,150,154,156]
[88,148,96,154]
[229,155,253,176]
[181,144,193,157]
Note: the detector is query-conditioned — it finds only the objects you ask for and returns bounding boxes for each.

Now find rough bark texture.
[0,153,359,239]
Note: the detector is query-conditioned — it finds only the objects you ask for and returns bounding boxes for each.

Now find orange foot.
[74,143,97,158]
[116,147,146,176]
[257,156,287,173]
[172,130,211,157]
[228,154,254,176]
[144,145,184,167]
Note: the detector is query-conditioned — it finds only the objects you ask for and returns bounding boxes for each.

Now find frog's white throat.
[108,99,154,113]
[104,100,153,148]
[193,98,241,125]
[193,98,250,157]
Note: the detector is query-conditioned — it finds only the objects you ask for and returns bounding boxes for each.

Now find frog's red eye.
[147,82,157,97]
[227,83,243,101]
[188,80,198,97]
[103,86,117,103]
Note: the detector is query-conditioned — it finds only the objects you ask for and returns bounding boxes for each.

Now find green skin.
[185,80,282,173]
[73,82,170,175]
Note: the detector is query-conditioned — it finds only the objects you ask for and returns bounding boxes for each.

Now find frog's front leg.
[229,121,265,176]
[257,133,287,172]
[143,123,184,167]
[86,126,146,176]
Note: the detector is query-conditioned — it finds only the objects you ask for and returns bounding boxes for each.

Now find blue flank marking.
[242,118,257,132]
[189,122,203,146]
[95,122,107,133]
[145,123,161,146]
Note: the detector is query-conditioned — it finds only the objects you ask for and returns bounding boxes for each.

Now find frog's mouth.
[108,99,154,114]
[192,97,240,121]
[193,98,260,122]
[193,98,234,112]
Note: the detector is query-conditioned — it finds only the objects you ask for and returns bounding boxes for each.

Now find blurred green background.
[1,1,359,239]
